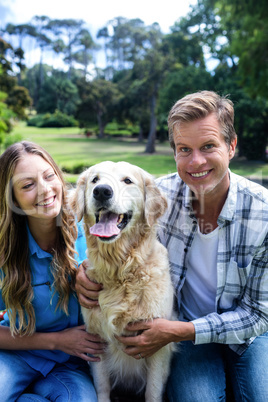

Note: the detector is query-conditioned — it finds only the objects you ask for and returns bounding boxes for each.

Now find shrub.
[27,114,44,127]
[62,163,89,174]
[27,111,78,128]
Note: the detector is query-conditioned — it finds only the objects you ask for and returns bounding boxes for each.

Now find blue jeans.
[0,350,97,401]
[167,332,268,402]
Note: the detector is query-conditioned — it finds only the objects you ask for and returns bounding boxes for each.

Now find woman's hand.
[75,259,102,308]
[0,324,106,362]
[55,325,107,362]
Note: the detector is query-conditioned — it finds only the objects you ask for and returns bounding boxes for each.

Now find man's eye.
[204,144,214,150]
[92,176,99,183]
[123,178,132,184]
[181,147,190,153]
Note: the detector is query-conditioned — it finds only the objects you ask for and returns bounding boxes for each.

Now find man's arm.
[116,319,195,359]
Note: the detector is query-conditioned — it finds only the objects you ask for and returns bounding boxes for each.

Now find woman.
[0,141,104,401]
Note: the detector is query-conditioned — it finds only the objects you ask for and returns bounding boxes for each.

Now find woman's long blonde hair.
[0,141,78,336]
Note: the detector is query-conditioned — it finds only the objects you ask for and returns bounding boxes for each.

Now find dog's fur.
[70,161,174,402]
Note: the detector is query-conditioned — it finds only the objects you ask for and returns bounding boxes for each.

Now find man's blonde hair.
[168,91,237,152]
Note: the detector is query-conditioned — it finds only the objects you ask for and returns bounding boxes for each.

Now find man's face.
[173,113,237,199]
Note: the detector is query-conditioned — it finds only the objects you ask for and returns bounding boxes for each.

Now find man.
[76,91,268,401]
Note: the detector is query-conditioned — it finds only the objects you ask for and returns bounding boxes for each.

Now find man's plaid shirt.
[156,171,268,355]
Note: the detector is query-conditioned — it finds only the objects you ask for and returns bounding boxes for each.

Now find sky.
[1,0,196,34]
[0,0,197,69]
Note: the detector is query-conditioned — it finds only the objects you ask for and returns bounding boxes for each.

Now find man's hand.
[116,318,195,360]
[75,260,102,308]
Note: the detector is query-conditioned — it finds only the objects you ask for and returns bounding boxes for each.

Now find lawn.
[10,122,268,184]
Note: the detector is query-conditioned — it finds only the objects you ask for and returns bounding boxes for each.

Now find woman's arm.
[0,324,106,362]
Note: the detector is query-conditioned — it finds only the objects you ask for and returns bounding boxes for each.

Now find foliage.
[158,65,213,117]
[2,6,268,160]
[5,85,31,119]
[27,111,78,128]
[36,75,79,115]
[0,91,15,133]
[213,0,268,98]
[0,39,31,147]
[76,78,122,137]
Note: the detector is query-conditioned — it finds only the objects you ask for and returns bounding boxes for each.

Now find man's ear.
[229,137,237,160]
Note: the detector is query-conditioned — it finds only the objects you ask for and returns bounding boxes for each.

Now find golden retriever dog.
[70,161,174,402]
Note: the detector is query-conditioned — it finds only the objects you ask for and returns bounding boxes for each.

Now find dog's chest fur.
[82,229,173,342]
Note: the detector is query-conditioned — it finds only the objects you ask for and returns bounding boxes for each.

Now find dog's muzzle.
[90,184,133,241]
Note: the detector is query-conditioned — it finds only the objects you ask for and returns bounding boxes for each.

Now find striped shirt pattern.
[156,171,268,355]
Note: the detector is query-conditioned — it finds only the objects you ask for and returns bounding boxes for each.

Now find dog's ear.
[68,170,88,222]
[143,172,167,227]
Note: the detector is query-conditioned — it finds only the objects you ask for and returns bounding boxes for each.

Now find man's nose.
[189,150,206,167]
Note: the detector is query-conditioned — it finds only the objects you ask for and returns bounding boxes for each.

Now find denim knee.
[31,365,97,402]
[226,332,268,402]
[0,350,39,401]
[167,342,226,402]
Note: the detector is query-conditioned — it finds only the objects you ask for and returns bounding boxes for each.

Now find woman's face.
[12,154,63,223]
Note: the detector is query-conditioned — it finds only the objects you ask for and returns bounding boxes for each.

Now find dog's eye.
[123,178,133,184]
[92,176,99,183]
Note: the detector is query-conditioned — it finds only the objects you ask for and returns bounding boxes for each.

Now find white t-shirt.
[181,225,219,321]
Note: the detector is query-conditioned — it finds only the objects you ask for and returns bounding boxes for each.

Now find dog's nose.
[93,184,113,201]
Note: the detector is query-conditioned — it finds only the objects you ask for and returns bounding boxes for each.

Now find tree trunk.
[97,112,105,138]
[138,124,143,142]
[145,92,157,153]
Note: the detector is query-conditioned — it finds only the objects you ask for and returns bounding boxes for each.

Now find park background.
[0,0,267,186]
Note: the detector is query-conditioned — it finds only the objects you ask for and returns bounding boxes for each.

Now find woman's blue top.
[0,222,88,375]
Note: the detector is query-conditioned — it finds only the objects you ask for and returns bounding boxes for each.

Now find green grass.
[11,123,176,177]
[10,122,268,184]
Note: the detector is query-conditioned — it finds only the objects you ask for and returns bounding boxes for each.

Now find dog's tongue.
[90,211,120,237]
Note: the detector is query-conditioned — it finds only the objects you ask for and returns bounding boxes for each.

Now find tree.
[158,65,213,119]
[0,39,31,146]
[5,23,37,83]
[76,78,122,137]
[160,0,268,160]
[129,23,167,153]
[212,0,268,98]
[6,86,31,119]
[72,28,97,78]
[37,75,79,115]
[47,19,85,79]
[0,89,15,150]
[31,16,52,87]
[97,27,110,70]
[115,69,150,142]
